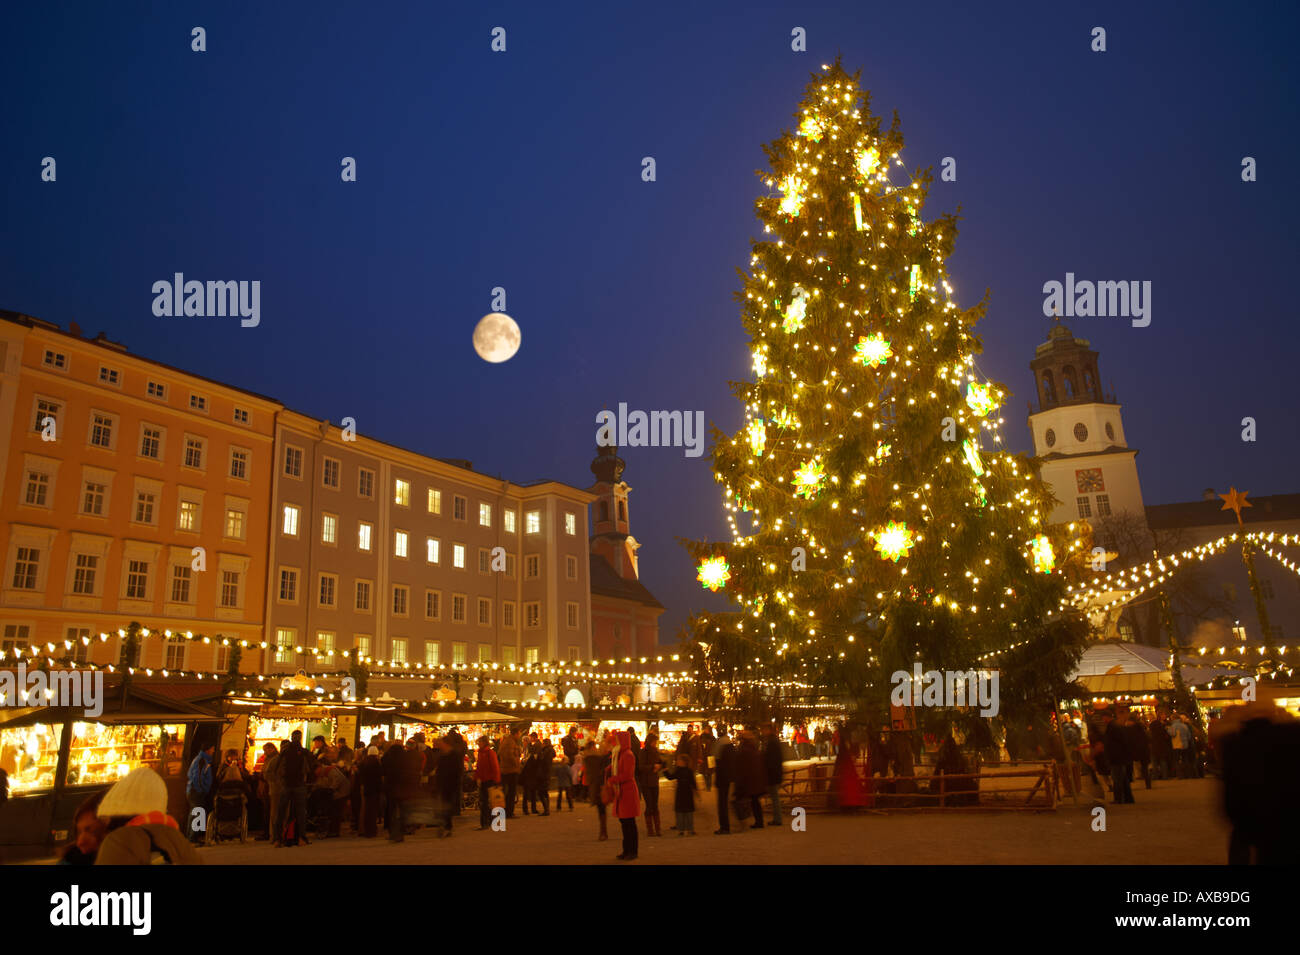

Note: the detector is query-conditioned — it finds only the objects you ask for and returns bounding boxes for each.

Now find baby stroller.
[461,773,479,812]
[307,787,334,837]
[210,784,248,844]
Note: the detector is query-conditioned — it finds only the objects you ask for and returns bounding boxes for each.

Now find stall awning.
[1076,672,1175,694]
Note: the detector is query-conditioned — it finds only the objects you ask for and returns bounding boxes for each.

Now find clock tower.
[1027,320,1146,545]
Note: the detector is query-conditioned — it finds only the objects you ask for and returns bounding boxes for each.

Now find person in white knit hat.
[94,767,201,865]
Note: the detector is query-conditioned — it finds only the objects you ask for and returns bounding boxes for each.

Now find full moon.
[472,312,521,363]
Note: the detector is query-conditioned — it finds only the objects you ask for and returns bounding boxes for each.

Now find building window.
[425,591,441,621]
[147,380,167,400]
[279,568,298,603]
[565,513,577,536]
[189,394,208,413]
[43,349,67,370]
[233,407,250,425]
[452,642,467,665]
[427,488,441,514]
[453,544,466,569]
[321,513,338,544]
[89,413,115,449]
[134,491,156,525]
[356,635,372,658]
[229,447,249,479]
[502,646,516,665]
[275,629,295,666]
[1232,624,1247,641]
[358,468,375,498]
[319,574,337,608]
[478,549,491,574]
[525,602,541,629]
[82,482,106,517]
[566,602,579,629]
[451,496,467,521]
[504,509,516,533]
[358,522,373,552]
[72,554,98,595]
[316,632,335,659]
[184,436,205,470]
[392,585,409,616]
[452,595,467,624]
[394,530,409,558]
[525,511,541,534]
[282,504,300,537]
[1076,496,1092,519]
[427,538,440,564]
[567,646,580,662]
[566,555,578,581]
[525,555,540,579]
[479,502,492,527]
[505,554,516,577]
[322,458,340,489]
[125,560,149,599]
[171,566,193,603]
[355,580,372,612]
[225,507,245,540]
[284,446,303,478]
[425,642,440,666]
[164,634,186,669]
[477,598,491,626]
[618,500,627,522]
[391,638,408,664]
[525,647,539,665]
[221,570,240,608]
[33,398,60,434]
[503,601,515,629]
[2,624,31,653]
[394,479,410,507]
[24,471,50,507]
[65,627,91,663]
[478,644,492,664]
[214,644,230,672]
[1095,494,1111,517]
[98,366,120,386]
[140,426,162,460]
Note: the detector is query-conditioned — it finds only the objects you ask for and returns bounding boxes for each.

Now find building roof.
[589,554,664,610]
[1145,493,1300,531]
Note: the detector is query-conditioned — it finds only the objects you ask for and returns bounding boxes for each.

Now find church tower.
[1027,321,1146,545]
[589,444,639,580]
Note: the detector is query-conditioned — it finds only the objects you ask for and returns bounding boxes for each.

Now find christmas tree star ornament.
[874,521,915,562]
[1029,535,1056,574]
[1218,487,1251,525]
[697,556,731,592]
[966,382,997,417]
[792,460,827,499]
[854,333,892,368]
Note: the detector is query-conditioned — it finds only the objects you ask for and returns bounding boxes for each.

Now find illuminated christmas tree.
[686,61,1087,716]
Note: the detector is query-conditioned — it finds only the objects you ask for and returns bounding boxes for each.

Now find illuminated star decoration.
[854,333,893,368]
[857,146,879,178]
[966,382,998,417]
[778,175,806,216]
[874,521,915,562]
[747,418,767,457]
[1218,487,1252,526]
[792,459,827,499]
[783,285,809,332]
[962,439,984,476]
[1029,535,1056,574]
[799,115,825,142]
[696,556,731,592]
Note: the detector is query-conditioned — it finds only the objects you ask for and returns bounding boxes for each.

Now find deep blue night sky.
[3,2,1298,642]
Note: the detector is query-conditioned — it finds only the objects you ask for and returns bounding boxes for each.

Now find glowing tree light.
[792,459,827,499]
[779,175,806,216]
[857,145,880,178]
[854,333,893,368]
[1030,535,1056,574]
[697,556,732,592]
[874,521,915,562]
[799,115,826,141]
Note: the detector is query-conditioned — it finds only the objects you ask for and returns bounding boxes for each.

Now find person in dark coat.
[638,733,665,836]
[697,723,716,791]
[520,733,540,814]
[1124,711,1153,789]
[1148,714,1173,780]
[1101,710,1134,804]
[735,730,767,828]
[358,745,383,837]
[665,753,697,834]
[1219,704,1300,864]
[582,739,611,841]
[433,737,461,837]
[713,729,737,834]
[561,727,580,768]
[535,737,556,815]
[762,723,785,826]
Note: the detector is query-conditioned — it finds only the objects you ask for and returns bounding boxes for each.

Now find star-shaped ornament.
[1218,487,1252,525]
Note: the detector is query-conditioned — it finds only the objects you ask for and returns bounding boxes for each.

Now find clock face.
[1076,468,1105,493]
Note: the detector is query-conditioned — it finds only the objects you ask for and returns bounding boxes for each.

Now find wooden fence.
[781,758,1059,811]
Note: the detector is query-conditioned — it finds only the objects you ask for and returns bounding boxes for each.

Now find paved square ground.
[198,776,1231,865]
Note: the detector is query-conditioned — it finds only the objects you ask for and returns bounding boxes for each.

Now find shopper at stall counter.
[274,731,312,847]
[185,742,216,845]
[95,767,201,865]
[713,728,737,835]
[474,735,501,830]
[610,730,641,860]
[57,790,107,865]
[498,727,522,818]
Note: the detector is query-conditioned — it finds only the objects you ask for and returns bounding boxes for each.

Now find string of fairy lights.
[690,63,1071,667]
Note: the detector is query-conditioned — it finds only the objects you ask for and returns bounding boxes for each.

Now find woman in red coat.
[609,730,641,860]
[833,723,868,811]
